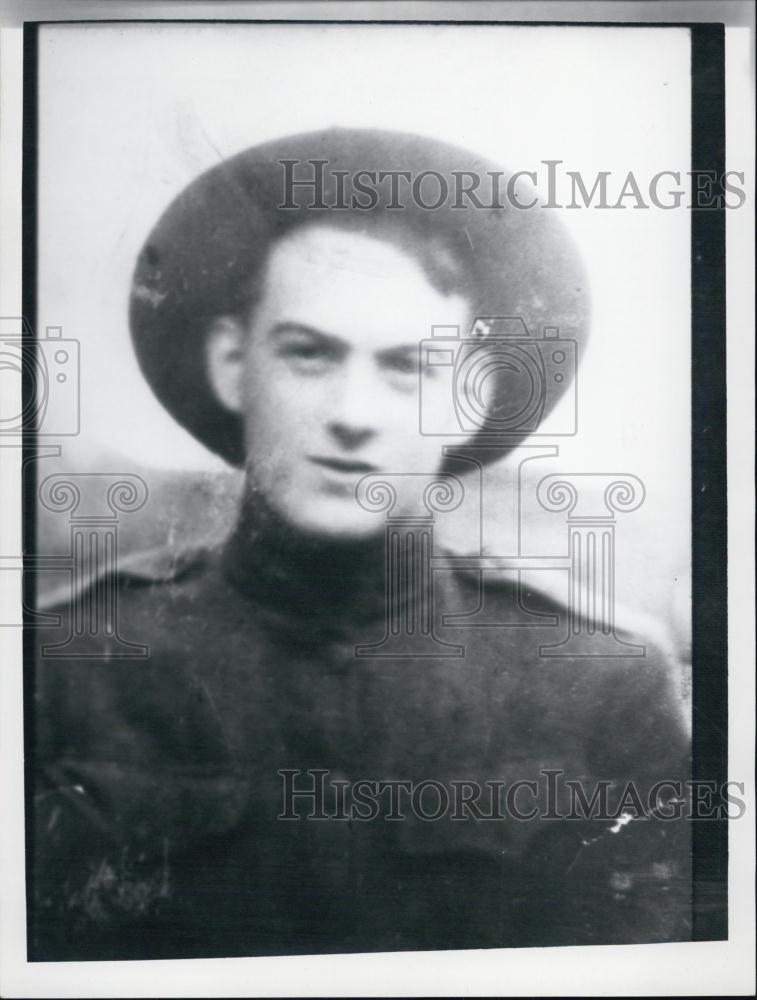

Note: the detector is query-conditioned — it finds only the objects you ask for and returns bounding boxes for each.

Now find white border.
[0,8,754,998]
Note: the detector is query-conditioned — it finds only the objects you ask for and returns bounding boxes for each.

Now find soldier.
[31,128,691,960]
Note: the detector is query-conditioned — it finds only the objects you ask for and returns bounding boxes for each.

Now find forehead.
[254,225,471,349]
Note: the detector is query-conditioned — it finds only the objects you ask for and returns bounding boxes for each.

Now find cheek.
[383,420,445,471]
[243,371,327,459]
[241,371,290,460]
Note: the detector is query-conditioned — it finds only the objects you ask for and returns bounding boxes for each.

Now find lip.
[309,456,377,474]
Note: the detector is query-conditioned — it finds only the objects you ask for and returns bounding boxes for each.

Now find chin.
[285,500,385,542]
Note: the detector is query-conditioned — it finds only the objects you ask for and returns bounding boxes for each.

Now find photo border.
[20,13,730,949]
[0,3,752,997]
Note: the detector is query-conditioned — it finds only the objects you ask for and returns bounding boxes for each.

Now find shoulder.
[448,563,689,752]
[38,543,217,613]
[32,544,234,754]
[452,561,684,675]
[34,542,235,656]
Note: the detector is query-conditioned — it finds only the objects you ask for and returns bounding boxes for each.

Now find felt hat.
[129,127,589,466]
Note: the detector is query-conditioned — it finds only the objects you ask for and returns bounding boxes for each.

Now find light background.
[36,22,691,668]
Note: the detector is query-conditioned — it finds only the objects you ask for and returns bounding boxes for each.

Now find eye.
[389,356,418,375]
[281,341,322,359]
[276,337,338,373]
[380,349,420,378]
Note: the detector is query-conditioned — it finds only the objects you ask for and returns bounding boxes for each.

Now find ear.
[205,316,246,414]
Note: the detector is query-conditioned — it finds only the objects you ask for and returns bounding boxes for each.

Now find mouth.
[309,456,377,475]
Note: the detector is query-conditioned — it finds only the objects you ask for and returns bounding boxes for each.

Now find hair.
[230,210,477,327]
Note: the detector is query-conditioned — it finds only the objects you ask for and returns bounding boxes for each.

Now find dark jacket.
[31,538,691,960]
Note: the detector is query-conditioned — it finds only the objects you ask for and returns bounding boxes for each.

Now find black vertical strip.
[22,21,39,960]
[690,23,727,941]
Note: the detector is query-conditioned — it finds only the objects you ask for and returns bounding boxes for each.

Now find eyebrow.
[268,322,346,351]
[269,322,421,361]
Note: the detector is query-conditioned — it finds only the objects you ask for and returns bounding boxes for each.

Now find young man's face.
[207,225,471,539]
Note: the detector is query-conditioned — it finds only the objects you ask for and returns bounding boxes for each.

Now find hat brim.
[130,127,590,467]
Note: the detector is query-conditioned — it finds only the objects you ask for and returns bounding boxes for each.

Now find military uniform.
[32,524,691,960]
[31,126,691,959]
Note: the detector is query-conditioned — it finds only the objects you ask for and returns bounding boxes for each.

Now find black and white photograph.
[0,2,753,997]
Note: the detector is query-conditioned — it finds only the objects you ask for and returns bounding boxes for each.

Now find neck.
[221,486,388,636]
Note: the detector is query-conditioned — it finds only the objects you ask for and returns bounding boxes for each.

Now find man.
[31,128,691,959]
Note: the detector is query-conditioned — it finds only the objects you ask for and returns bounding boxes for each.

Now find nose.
[328,421,375,451]
[326,359,378,451]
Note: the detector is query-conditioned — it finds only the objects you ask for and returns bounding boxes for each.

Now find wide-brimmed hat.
[130,127,589,466]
